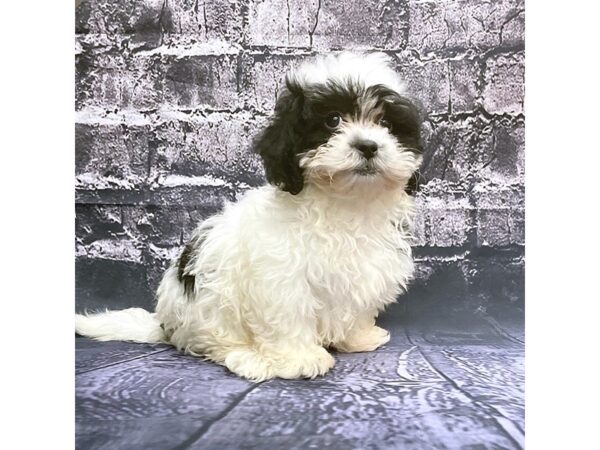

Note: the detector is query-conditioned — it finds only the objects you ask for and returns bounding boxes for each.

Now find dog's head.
[254,52,424,196]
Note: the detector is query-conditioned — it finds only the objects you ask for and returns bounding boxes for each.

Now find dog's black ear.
[405,170,427,196]
[253,79,306,195]
[391,95,424,156]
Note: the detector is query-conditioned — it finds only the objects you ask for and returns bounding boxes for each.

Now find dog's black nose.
[355,140,378,159]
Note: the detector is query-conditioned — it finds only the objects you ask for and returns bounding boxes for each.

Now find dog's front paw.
[224,348,274,382]
[333,326,391,353]
[224,346,335,381]
[272,346,335,380]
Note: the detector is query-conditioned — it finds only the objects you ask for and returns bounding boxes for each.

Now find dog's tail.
[75,308,166,344]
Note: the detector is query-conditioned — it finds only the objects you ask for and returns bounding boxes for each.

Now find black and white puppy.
[76,52,424,381]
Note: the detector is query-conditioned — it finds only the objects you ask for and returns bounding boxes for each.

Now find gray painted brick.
[448,57,481,113]
[147,112,265,183]
[162,54,240,108]
[472,183,524,247]
[76,111,265,192]
[246,0,317,47]
[311,0,409,50]
[246,0,408,50]
[397,56,450,115]
[407,0,525,55]
[394,53,481,115]
[477,117,525,185]
[472,183,524,210]
[482,52,525,115]
[76,0,247,44]
[421,115,524,189]
[76,122,153,187]
[76,204,128,246]
[476,208,524,247]
[239,53,310,112]
[76,204,218,250]
[76,36,164,110]
[420,117,482,185]
[76,37,241,111]
[416,194,473,247]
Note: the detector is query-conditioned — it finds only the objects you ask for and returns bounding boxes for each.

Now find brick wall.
[75,0,525,319]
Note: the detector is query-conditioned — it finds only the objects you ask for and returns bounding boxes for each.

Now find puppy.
[76,52,423,381]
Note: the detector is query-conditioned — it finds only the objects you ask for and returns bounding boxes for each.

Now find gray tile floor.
[76,306,524,450]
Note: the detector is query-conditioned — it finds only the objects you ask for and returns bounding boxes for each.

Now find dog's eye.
[379,118,392,129]
[325,113,342,130]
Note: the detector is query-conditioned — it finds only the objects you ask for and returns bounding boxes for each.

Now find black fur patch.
[307,79,363,116]
[253,78,307,195]
[160,323,174,340]
[177,237,202,299]
[405,170,427,195]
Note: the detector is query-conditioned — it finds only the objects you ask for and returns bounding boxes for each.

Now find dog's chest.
[301,223,409,304]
